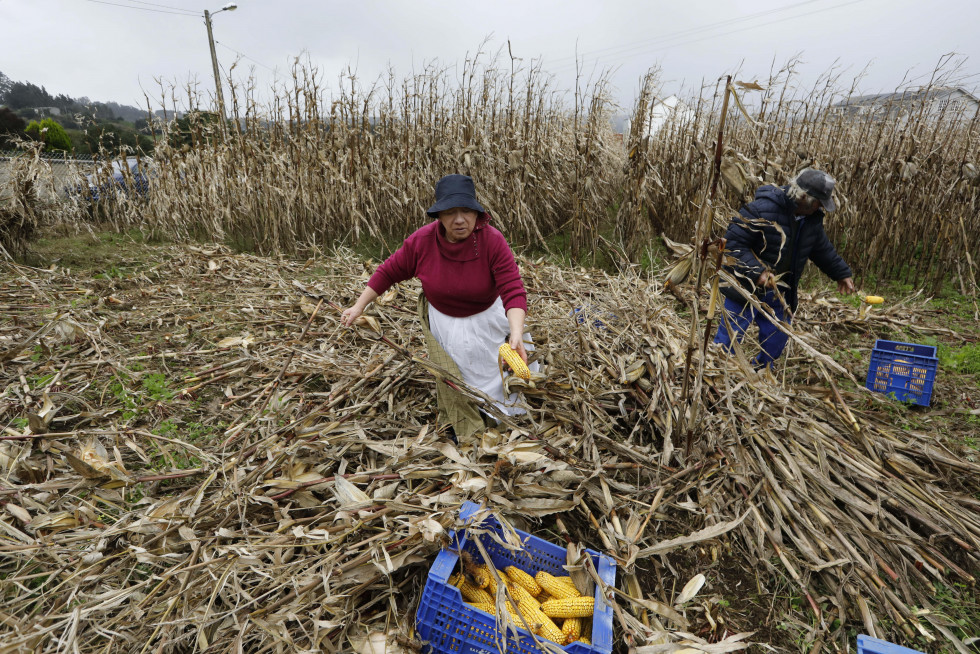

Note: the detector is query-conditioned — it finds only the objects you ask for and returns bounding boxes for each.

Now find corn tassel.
[534,571,580,600]
[540,596,595,618]
[498,344,530,380]
[505,566,541,596]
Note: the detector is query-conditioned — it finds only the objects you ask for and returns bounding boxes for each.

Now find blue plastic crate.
[416,502,616,654]
[865,339,938,406]
[857,634,925,654]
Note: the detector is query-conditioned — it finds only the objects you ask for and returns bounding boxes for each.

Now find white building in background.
[622,95,696,139]
[831,86,980,122]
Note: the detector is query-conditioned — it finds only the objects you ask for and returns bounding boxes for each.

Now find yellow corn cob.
[518,598,565,645]
[505,600,525,628]
[498,344,531,380]
[507,581,539,607]
[863,295,884,304]
[476,564,498,594]
[578,636,591,645]
[555,576,581,592]
[535,571,580,600]
[505,566,541,596]
[540,596,595,618]
[448,573,462,587]
[469,599,496,615]
[562,616,583,643]
[460,580,493,606]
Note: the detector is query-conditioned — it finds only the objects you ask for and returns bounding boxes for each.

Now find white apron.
[427,297,534,417]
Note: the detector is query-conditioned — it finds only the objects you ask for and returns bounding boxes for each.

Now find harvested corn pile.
[450,560,595,646]
[1,242,978,653]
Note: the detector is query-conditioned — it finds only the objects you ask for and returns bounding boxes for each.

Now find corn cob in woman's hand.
[498,343,531,380]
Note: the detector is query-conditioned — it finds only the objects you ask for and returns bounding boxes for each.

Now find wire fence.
[0,149,97,164]
[0,150,101,202]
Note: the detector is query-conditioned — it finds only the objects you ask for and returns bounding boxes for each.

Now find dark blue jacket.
[721,185,852,311]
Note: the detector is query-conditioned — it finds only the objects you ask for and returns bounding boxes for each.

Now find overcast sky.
[2,0,978,114]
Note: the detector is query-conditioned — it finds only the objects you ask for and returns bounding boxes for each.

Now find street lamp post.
[204,3,237,119]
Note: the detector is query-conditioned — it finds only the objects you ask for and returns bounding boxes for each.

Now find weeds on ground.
[926,583,980,650]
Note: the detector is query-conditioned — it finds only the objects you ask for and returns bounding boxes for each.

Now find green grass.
[7,417,29,430]
[108,378,138,422]
[963,416,980,452]
[917,336,980,380]
[96,264,128,280]
[156,418,222,445]
[25,228,159,270]
[939,342,980,377]
[140,373,173,402]
[928,583,980,648]
[529,223,649,273]
[28,373,56,388]
[145,423,204,470]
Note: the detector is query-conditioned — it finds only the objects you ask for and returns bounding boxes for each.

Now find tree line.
[0,70,156,154]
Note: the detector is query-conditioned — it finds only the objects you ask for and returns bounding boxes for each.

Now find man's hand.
[837,277,856,295]
[757,270,776,288]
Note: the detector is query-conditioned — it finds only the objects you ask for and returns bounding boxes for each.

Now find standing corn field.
[71,56,979,297]
[134,55,622,263]
[626,59,980,295]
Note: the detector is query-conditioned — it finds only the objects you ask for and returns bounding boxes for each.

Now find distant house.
[831,86,979,121]
[36,106,62,116]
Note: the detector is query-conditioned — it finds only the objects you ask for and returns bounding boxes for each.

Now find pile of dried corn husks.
[1,243,978,653]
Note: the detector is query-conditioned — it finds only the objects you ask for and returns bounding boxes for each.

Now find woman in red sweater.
[341,175,532,435]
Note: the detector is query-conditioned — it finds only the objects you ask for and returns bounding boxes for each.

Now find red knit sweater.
[367,214,528,317]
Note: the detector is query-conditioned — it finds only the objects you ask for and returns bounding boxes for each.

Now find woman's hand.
[341,287,380,327]
[837,277,856,295]
[508,333,528,363]
[506,307,528,363]
[341,305,363,327]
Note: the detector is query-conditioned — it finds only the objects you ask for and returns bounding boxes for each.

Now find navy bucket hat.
[426,174,485,217]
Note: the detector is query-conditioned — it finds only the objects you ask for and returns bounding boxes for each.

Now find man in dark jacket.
[715,168,855,368]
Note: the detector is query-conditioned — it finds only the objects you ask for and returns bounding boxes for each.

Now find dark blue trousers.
[714,293,792,368]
